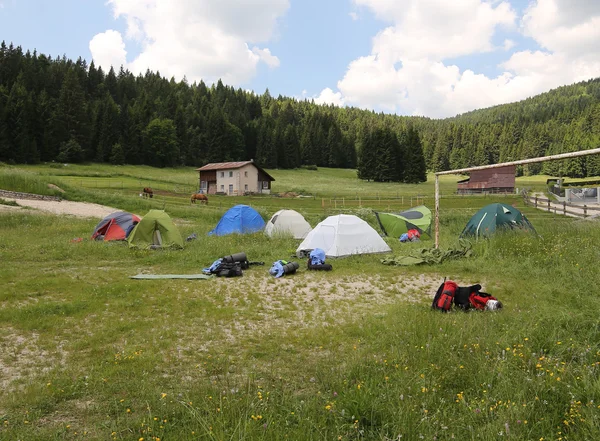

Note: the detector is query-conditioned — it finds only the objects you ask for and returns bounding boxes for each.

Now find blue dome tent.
[209,205,266,236]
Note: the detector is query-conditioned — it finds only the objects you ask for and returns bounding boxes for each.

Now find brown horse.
[142,187,153,198]
[191,193,208,204]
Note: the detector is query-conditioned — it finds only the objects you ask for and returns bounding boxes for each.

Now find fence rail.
[523,193,600,218]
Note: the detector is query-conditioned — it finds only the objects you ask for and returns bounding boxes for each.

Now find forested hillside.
[0,42,427,183]
[418,78,600,177]
[1,41,600,180]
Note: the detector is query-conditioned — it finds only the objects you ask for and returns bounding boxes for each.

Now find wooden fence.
[523,193,600,219]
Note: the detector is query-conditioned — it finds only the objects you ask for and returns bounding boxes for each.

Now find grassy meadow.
[1,163,599,441]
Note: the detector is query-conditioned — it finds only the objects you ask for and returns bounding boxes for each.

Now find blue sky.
[1,0,599,118]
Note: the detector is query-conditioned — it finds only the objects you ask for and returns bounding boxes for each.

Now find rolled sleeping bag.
[269,260,299,278]
[282,261,299,275]
[307,260,332,271]
[222,252,247,264]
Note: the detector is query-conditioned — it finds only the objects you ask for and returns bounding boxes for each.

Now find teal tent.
[460,203,536,238]
[374,205,432,238]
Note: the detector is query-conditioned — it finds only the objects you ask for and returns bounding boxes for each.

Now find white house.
[195,160,275,195]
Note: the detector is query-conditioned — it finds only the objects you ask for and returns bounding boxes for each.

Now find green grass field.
[1,164,599,441]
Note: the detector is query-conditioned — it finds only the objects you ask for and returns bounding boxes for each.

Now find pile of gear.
[432,279,502,312]
[306,248,332,271]
[399,228,421,243]
[202,252,264,278]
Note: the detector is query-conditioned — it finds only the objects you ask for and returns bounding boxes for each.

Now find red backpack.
[432,279,458,312]
[433,280,503,312]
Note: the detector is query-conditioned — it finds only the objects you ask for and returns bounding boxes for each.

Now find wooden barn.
[457,165,516,194]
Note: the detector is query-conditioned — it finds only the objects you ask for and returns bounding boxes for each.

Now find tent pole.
[435,174,440,249]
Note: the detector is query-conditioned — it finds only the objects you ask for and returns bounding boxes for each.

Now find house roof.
[195,161,275,181]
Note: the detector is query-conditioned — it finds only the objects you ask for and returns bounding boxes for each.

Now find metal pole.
[435,174,440,249]
[435,147,600,175]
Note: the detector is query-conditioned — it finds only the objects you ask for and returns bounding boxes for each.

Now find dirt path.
[0,197,120,219]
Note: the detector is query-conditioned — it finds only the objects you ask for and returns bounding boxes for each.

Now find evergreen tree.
[143,118,179,167]
[403,125,427,183]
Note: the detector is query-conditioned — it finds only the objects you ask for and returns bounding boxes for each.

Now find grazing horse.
[142,187,153,198]
[191,193,208,204]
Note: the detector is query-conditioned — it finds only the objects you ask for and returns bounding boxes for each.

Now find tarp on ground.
[92,211,140,241]
[130,274,213,279]
[381,240,473,266]
[296,214,391,258]
[460,203,536,238]
[374,205,432,238]
[209,205,265,236]
[265,209,312,239]
[127,209,184,249]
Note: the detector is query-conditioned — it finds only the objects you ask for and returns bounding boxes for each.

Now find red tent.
[92,211,140,241]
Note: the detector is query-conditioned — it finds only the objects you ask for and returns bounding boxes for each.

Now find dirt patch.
[279,192,299,198]
[0,204,22,213]
[47,183,65,193]
[0,329,68,391]
[0,197,120,219]
[169,273,440,349]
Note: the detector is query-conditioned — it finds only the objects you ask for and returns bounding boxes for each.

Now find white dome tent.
[265,209,312,239]
[296,214,391,258]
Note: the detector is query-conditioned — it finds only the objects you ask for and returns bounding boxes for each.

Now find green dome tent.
[374,205,432,238]
[460,203,536,238]
[127,210,184,249]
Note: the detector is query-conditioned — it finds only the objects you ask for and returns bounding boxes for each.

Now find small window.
[244,184,248,191]
[262,181,269,189]
[228,184,234,194]
[220,184,224,192]
[229,171,233,178]
[200,181,207,190]
[220,171,224,178]
[244,171,248,177]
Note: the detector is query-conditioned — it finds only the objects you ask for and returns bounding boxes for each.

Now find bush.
[302,164,318,171]
[57,138,84,163]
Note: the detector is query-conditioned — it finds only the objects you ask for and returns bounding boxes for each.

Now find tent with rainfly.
[209,204,265,236]
[127,209,184,249]
[460,203,536,238]
[265,209,312,239]
[374,205,432,238]
[296,214,391,258]
[92,211,140,241]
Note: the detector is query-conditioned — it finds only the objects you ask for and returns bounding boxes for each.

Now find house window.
[229,171,233,178]
[244,184,248,191]
[220,184,224,192]
[220,171,224,178]
[200,181,207,190]
[263,181,269,189]
[229,184,234,194]
[244,171,248,177]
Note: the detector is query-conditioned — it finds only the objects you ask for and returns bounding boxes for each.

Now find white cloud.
[332,0,600,117]
[522,0,600,56]
[89,30,127,72]
[366,0,516,62]
[314,88,345,107]
[251,47,280,68]
[349,11,359,20]
[91,0,289,84]
[503,39,516,51]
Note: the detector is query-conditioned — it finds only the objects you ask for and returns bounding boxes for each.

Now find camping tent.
[209,205,265,236]
[460,203,536,238]
[127,210,184,249]
[375,205,432,238]
[296,214,391,258]
[265,209,312,239]
[92,211,140,241]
